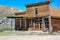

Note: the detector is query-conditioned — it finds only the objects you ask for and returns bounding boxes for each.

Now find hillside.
[0,5,23,20]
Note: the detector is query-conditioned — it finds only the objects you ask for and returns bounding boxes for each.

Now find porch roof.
[7,15,48,19]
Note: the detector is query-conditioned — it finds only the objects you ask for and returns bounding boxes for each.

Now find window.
[39,18,42,22]
[45,22,49,28]
[35,8,38,15]
[44,18,49,22]
[35,18,38,22]
[44,18,49,28]
[34,18,42,23]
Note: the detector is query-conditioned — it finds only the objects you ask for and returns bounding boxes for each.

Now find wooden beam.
[33,23,35,30]
[6,18,8,30]
[42,18,46,31]
[49,16,52,32]
[38,18,40,30]
[20,18,21,28]
[31,19,32,27]
[25,19,26,30]
[39,23,40,30]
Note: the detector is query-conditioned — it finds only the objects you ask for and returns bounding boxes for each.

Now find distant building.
[7,1,60,32]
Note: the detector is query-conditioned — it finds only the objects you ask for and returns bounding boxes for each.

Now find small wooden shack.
[7,1,60,32]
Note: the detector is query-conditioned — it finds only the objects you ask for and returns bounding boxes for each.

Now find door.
[15,18,20,30]
[20,19,25,31]
[35,22,42,30]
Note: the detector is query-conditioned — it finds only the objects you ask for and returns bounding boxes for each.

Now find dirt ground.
[0,35,60,40]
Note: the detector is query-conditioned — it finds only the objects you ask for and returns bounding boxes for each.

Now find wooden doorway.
[34,22,42,30]
[15,18,26,31]
[15,18,20,30]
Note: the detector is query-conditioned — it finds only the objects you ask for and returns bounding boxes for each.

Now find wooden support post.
[31,19,32,27]
[38,19,40,30]
[39,23,40,30]
[6,18,8,30]
[15,18,16,30]
[48,2,52,32]
[6,18,7,27]
[49,16,52,32]
[25,19,26,30]
[38,18,40,30]
[33,23,35,30]
[20,18,21,28]
[42,18,46,31]
[33,19,35,30]
[6,18,9,30]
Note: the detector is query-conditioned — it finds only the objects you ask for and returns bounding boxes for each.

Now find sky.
[0,0,60,10]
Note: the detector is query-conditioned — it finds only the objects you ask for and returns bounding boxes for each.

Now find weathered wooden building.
[7,1,60,32]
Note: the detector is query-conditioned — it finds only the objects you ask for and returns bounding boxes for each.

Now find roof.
[26,1,50,7]
[7,15,48,18]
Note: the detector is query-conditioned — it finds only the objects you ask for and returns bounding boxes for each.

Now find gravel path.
[0,35,60,40]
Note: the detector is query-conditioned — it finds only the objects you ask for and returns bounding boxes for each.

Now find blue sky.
[0,0,60,10]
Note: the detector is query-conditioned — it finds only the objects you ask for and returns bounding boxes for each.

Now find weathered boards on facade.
[7,1,60,32]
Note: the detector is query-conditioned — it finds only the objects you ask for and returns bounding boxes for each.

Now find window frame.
[35,8,38,15]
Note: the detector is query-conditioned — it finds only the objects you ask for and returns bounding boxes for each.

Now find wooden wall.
[26,4,49,17]
[15,18,20,30]
[51,18,60,31]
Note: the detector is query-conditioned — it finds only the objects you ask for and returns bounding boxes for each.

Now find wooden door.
[15,18,20,30]
[20,19,25,31]
[35,22,41,30]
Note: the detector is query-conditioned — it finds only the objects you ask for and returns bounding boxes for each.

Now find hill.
[0,5,23,20]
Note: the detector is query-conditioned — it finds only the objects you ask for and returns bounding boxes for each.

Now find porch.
[7,16,51,32]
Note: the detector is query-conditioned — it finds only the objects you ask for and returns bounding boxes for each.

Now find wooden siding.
[50,8,60,18]
[51,18,60,31]
[26,4,49,17]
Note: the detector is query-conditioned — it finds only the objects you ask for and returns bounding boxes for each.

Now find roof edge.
[26,1,50,7]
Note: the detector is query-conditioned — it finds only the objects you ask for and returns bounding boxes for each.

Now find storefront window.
[44,18,49,28]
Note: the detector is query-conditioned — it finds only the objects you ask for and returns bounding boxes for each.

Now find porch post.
[31,19,32,27]
[25,19,26,29]
[49,16,52,32]
[20,18,21,28]
[38,19,40,30]
[33,19,35,30]
[6,18,9,30]
[33,23,35,30]
[42,18,46,31]
[39,23,40,30]
[49,3,52,32]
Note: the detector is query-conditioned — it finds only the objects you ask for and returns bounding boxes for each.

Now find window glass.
[44,18,49,28]
[35,8,38,15]
[44,18,49,22]
[45,22,49,28]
